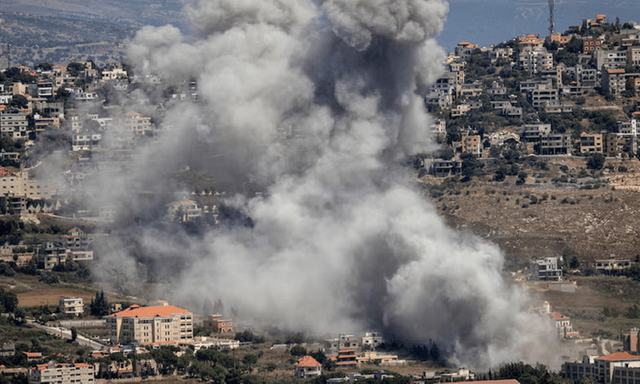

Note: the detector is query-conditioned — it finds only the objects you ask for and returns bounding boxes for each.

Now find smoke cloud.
[83,0,560,369]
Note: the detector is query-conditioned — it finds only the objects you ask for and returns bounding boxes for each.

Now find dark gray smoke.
[87,0,559,369]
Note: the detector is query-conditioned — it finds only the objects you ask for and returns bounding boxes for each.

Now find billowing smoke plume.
[87,0,558,369]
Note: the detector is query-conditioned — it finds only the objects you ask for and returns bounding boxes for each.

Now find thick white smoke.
[89,0,559,369]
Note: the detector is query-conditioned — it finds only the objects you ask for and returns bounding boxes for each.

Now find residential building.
[0,169,58,199]
[487,81,507,98]
[335,350,358,368]
[563,352,640,384]
[451,104,470,118]
[36,242,93,270]
[580,133,604,154]
[628,47,640,66]
[325,334,361,354]
[28,363,95,384]
[357,352,400,366]
[583,38,604,53]
[519,34,545,51]
[361,332,383,350]
[528,84,559,108]
[604,133,637,157]
[602,69,627,96]
[530,257,563,281]
[294,356,322,379]
[459,81,483,98]
[551,33,573,45]
[167,200,202,223]
[539,134,572,155]
[202,314,234,333]
[58,297,84,317]
[624,328,640,353]
[519,49,553,75]
[0,110,28,139]
[72,133,102,151]
[521,124,551,143]
[595,259,632,275]
[427,159,462,177]
[106,304,193,346]
[454,42,479,60]
[520,79,553,94]
[70,89,100,103]
[596,50,627,70]
[124,111,153,136]
[617,120,637,135]
[461,134,482,156]
[0,193,25,214]
[550,312,574,338]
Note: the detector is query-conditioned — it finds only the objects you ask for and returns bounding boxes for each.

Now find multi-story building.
[539,134,572,155]
[595,259,632,275]
[58,297,84,317]
[28,363,95,384]
[550,312,574,338]
[36,242,94,270]
[602,69,627,96]
[71,133,102,151]
[324,334,361,354]
[461,134,482,156]
[596,50,627,70]
[202,314,233,333]
[580,133,604,154]
[519,49,553,75]
[124,111,153,136]
[530,257,563,281]
[564,352,640,384]
[521,124,552,142]
[0,110,28,139]
[294,356,322,379]
[583,37,604,53]
[528,84,559,108]
[604,132,637,157]
[361,332,383,350]
[0,168,58,199]
[106,304,193,346]
[628,47,640,67]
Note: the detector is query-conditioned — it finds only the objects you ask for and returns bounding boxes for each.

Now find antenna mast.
[548,0,555,36]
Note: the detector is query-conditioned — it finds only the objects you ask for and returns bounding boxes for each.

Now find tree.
[89,290,110,317]
[71,327,78,342]
[586,153,605,170]
[9,95,28,110]
[290,345,307,357]
[0,289,18,313]
[242,354,258,372]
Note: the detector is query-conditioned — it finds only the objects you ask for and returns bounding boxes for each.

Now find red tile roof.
[111,304,190,318]
[608,69,625,74]
[465,381,520,384]
[596,352,640,361]
[295,356,321,368]
[551,312,570,320]
[23,352,42,358]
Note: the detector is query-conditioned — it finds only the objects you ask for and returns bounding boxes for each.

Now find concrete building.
[28,363,95,384]
[530,257,563,281]
[580,133,604,154]
[539,134,572,155]
[551,312,575,339]
[202,314,233,333]
[361,332,383,350]
[563,352,640,384]
[325,334,361,354]
[519,49,553,75]
[521,124,552,142]
[602,69,627,96]
[0,168,57,199]
[528,84,559,109]
[461,134,482,156]
[58,297,84,317]
[583,38,604,53]
[106,304,193,346]
[595,259,632,276]
[294,356,322,379]
[596,50,627,70]
[36,242,94,270]
[0,110,28,139]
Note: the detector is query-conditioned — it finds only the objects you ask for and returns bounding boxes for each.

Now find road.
[29,321,108,350]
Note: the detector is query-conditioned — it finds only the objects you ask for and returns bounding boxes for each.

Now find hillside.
[421,156,640,268]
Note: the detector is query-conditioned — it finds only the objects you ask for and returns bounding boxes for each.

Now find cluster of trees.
[89,290,110,317]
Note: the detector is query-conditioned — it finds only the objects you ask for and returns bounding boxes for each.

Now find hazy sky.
[438,0,640,52]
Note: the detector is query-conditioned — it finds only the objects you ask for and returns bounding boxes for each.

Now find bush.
[586,153,605,170]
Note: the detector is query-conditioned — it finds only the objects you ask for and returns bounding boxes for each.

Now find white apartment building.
[28,363,95,384]
[58,297,84,317]
[106,304,194,346]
